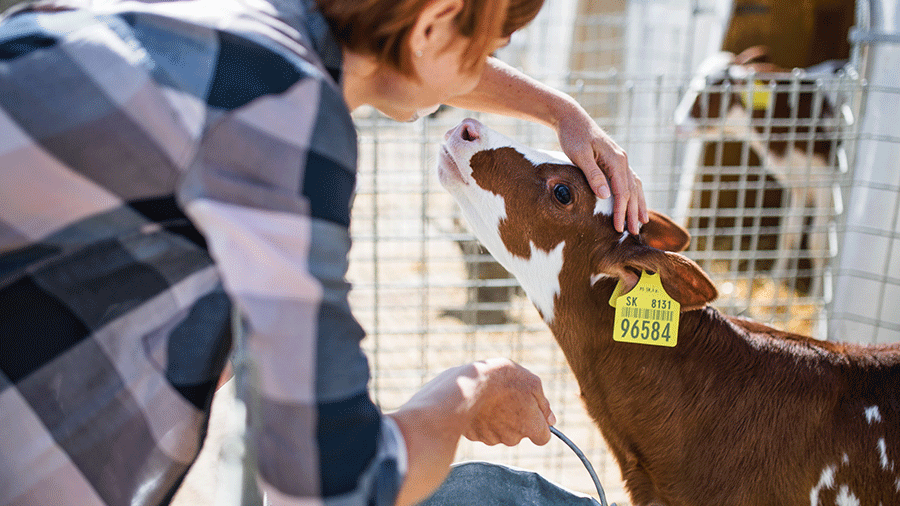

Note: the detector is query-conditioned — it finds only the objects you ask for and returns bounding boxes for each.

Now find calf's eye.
[553,183,572,205]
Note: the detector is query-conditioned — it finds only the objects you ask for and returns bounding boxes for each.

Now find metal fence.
[828,0,900,345]
[348,0,893,503]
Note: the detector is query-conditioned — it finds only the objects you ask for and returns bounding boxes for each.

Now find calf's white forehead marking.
[532,148,570,166]
[456,125,557,170]
[594,196,613,216]
[865,405,882,424]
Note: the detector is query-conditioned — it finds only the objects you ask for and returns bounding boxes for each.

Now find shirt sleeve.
[176,33,406,505]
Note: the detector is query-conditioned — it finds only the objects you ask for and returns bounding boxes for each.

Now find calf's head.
[674,46,838,144]
[438,118,717,325]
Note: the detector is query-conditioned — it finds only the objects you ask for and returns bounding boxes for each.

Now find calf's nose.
[445,118,484,142]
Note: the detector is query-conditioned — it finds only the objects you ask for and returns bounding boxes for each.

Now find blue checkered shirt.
[0,1,405,505]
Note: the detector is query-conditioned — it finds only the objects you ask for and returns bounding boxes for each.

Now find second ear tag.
[613,271,680,347]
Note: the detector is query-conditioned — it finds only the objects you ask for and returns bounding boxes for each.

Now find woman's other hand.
[459,358,556,446]
[388,358,555,506]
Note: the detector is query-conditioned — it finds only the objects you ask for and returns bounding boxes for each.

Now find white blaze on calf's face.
[438,118,613,323]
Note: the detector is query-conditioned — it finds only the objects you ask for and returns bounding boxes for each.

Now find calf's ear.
[735,45,770,65]
[604,246,718,311]
[639,211,690,252]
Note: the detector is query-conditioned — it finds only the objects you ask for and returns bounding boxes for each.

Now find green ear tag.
[613,271,680,347]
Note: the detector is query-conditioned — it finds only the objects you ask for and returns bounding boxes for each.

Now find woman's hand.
[388,358,555,506]
[461,358,556,446]
[554,101,648,235]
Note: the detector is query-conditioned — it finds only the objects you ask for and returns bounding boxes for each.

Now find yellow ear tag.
[608,278,626,307]
[740,80,772,111]
[612,271,680,347]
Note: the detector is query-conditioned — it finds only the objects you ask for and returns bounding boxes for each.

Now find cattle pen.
[170,0,900,504]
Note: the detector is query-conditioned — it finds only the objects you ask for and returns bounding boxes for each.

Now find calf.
[673,46,847,295]
[438,118,900,506]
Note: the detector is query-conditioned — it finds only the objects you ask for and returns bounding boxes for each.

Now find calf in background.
[674,46,848,295]
[438,118,900,506]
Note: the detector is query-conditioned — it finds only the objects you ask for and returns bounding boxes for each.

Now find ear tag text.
[612,271,679,347]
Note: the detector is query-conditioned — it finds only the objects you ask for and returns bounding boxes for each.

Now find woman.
[0,0,646,505]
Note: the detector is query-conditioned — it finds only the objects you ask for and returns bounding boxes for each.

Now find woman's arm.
[388,358,555,506]
[447,57,648,235]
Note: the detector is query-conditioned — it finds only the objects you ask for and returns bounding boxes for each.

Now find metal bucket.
[419,462,601,506]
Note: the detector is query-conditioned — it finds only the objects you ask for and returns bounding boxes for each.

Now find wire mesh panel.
[674,68,861,337]
[828,0,900,345]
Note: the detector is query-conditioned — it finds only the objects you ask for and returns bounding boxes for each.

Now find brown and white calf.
[438,118,900,506]
[673,46,847,295]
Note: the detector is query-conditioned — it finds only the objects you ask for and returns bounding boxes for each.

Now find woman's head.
[317,0,544,78]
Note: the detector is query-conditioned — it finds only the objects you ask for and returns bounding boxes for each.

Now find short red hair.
[316,0,544,77]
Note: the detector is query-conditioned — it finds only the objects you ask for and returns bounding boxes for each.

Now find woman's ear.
[409,0,464,57]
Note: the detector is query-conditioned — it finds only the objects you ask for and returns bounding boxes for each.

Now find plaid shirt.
[0,1,405,505]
